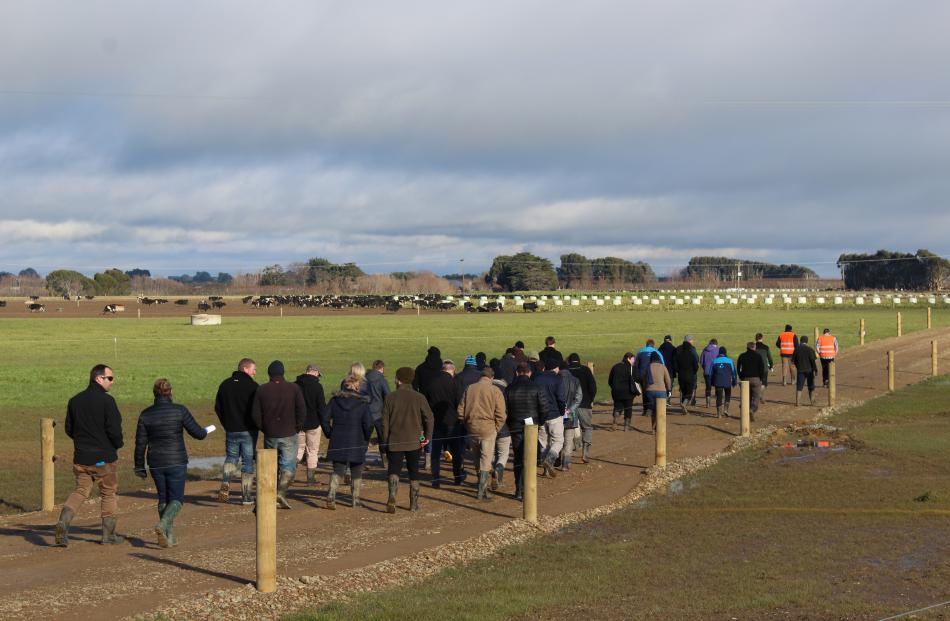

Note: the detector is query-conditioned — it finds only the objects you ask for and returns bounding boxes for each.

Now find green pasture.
[287,377,950,621]
[0,307,941,514]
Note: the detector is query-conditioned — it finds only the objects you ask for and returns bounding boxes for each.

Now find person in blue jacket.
[635,339,664,416]
[710,347,737,418]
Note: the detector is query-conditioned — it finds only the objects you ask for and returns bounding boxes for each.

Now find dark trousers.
[510,432,525,492]
[431,426,465,483]
[820,359,832,385]
[797,371,815,392]
[372,418,385,451]
[704,375,713,398]
[332,461,363,478]
[152,464,187,505]
[678,378,696,404]
[388,449,422,481]
[613,398,634,420]
[715,386,732,408]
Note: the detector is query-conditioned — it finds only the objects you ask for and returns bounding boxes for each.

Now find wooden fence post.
[523,424,538,524]
[860,318,865,346]
[256,448,277,593]
[586,362,594,373]
[928,306,933,330]
[933,341,939,377]
[814,326,820,345]
[739,380,750,437]
[887,351,895,392]
[41,418,55,512]
[655,398,667,467]
[828,360,836,407]
[897,312,902,337]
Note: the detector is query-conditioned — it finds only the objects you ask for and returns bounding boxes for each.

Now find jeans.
[264,435,299,475]
[225,430,258,474]
[745,377,763,413]
[152,464,187,504]
[644,391,668,415]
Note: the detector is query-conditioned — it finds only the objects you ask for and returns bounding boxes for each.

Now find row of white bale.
[438,293,950,307]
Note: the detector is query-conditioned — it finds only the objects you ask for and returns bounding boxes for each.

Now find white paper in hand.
[524,417,534,426]
[204,424,216,434]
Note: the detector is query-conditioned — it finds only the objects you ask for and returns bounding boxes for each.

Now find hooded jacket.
[134,397,207,473]
[413,347,443,393]
[567,362,597,409]
[674,342,700,383]
[700,343,721,377]
[322,390,374,464]
[294,373,326,431]
[658,341,677,378]
[423,370,463,432]
[364,369,391,420]
[711,354,738,388]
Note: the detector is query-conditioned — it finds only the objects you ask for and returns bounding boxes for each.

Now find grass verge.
[285,378,950,621]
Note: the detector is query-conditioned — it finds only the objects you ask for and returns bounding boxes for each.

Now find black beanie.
[268,360,285,377]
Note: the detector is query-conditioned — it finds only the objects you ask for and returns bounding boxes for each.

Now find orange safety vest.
[817,334,838,359]
[778,331,796,355]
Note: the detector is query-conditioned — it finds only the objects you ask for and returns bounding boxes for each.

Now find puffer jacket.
[134,397,207,474]
[322,390,374,464]
[504,376,552,434]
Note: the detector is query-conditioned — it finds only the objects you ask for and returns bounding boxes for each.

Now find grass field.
[0,307,941,514]
[285,377,950,621]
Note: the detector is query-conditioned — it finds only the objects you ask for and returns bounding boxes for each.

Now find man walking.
[294,363,326,485]
[56,364,125,546]
[700,338,721,408]
[533,357,567,477]
[816,328,839,387]
[425,361,463,488]
[674,336,700,414]
[505,362,552,500]
[608,352,637,431]
[457,368,507,500]
[215,358,259,504]
[383,367,434,513]
[365,360,391,466]
[754,333,774,403]
[566,353,597,463]
[658,335,677,382]
[792,336,818,406]
[737,342,767,420]
[776,325,799,386]
[251,361,306,509]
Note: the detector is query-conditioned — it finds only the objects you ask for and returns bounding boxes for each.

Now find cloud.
[0,219,100,242]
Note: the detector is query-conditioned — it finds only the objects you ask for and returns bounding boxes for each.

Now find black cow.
[242,295,254,304]
[522,302,539,312]
[174,299,189,305]
[386,300,401,312]
[28,303,45,312]
[102,304,118,315]
[197,301,211,312]
[212,300,226,309]
[0,300,7,308]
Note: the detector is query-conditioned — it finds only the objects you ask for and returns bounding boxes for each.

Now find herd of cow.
[0,293,542,315]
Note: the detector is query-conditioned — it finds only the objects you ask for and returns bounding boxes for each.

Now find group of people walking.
[51,323,838,550]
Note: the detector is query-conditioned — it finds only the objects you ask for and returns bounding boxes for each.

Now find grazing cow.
[29,295,40,301]
[28,303,45,312]
[0,300,7,308]
[84,295,95,300]
[102,304,118,315]
[437,301,455,311]
[211,300,226,309]
[385,300,401,312]
[208,296,223,301]
[174,299,189,305]
[197,301,211,312]
[522,302,539,312]
[242,295,253,304]
[140,297,156,305]
[463,301,476,313]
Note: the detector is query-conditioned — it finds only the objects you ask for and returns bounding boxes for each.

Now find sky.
[1,0,948,279]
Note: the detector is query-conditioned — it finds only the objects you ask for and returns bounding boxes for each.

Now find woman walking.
[322,373,374,509]
[710,347,738,418]
[134,379,208,548]
[642,351,672,432]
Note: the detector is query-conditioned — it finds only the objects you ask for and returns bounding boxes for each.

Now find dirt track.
[0,327,946,620]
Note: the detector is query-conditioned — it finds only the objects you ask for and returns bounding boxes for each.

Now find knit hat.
[267,360,285,377]
[526,351,540,361]
[567,353,580,364]
[543,357,560,370]
[464,354,477,367]
[396,367,414,384]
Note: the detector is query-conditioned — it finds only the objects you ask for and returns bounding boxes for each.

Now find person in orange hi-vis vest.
[775,324,799,386]
[816,328,840,387]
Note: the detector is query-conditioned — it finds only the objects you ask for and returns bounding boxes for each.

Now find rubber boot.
[155,500,182,548]
[716,405,722,418]
[54,506,74,547]
[623,418,630,432]
[561,452,571,472]
[326,473,339,510]
[387,475,399,513]
[306,468,317,485]
[796,390,802,406]
[611,412,619,431]
[343,466,352,486]
[219,462,236,502]
[276,471,293,509]
[681,392,690,415]
[409,481,420,512]
[514,477,524,501]
[101,517,125,545]
[476,471,486,500]
[493,463,504,490]
[542,452,558,478]
[706,395,711,408]
[724,402,730,417]
[808,389,815,406]
[582,443,590,464]
[351,477,362,508]
[241,473,254,506]
[490,466,499,492]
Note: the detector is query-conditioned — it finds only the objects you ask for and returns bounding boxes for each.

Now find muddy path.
[0,327,945,620]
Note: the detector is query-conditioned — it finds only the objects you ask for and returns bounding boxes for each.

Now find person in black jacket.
[505,363,553,500]
[658,335,677,383]
[214,358,258,505]
[424,361,464,488]
[134,378,208,548]
[56,364,125,547]
[607,353,637,431]
[736,342,767,419]
[566,353,597,463]
[322,375,374,509]
[792,336,819,406]
[295,364,326,485]
[754,333,774,403]
[413,346,443,394]
[674,336,700,414]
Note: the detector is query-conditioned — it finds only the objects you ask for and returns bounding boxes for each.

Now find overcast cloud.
[1,0,948,278]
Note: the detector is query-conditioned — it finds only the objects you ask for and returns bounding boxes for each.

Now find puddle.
[774,447,848,465]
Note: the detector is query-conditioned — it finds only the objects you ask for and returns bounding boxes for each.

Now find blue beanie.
[465,354,477,367]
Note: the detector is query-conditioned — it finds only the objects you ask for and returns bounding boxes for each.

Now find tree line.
[837,249,950,291]
[678,257,818,282]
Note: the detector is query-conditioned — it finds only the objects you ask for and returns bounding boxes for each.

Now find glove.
[134,469,147,479]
